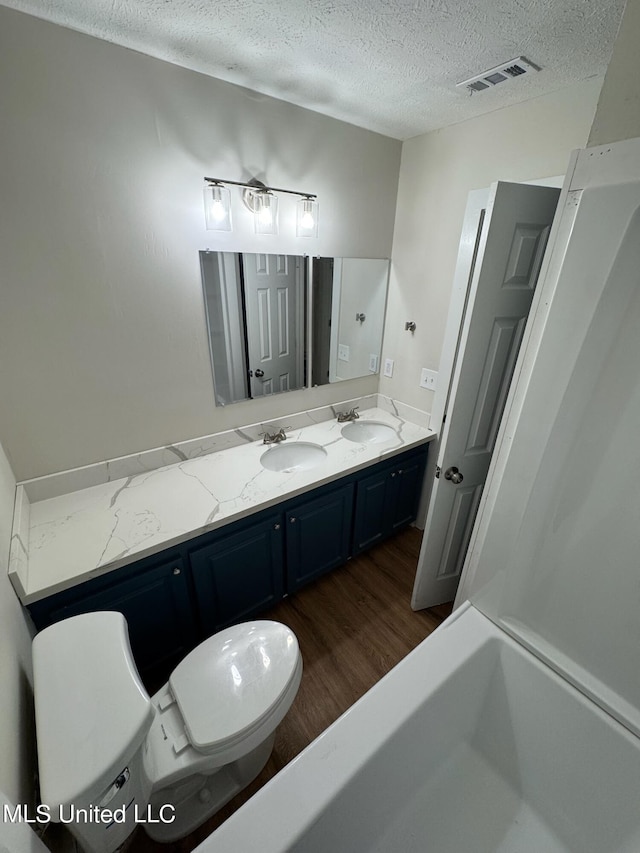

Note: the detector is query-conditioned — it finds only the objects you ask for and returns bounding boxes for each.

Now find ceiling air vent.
[456,57,540,94]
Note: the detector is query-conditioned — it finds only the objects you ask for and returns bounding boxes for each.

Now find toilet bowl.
[32,611,302,853]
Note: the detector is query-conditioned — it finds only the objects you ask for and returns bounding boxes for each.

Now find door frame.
[414,187,488,532]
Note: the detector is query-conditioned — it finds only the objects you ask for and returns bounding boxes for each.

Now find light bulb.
[258,199,273,225]
[253,190,278,234]
[204,184,232,231]
[297,197,318,237]
[211,198,226,222]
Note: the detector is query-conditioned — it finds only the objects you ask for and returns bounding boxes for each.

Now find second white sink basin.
[341,421,398,444]
[260,442,328,473]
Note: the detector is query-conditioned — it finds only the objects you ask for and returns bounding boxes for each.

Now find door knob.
[253,368,265,378]
[444,466,464,484]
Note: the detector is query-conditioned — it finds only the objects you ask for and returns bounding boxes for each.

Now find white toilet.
[32,611,302,853]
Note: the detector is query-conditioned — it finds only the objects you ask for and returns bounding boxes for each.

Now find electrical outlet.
[338,344,350,362]
[369,353,379,372]
[420,368,438,391]
[383,358,394,378]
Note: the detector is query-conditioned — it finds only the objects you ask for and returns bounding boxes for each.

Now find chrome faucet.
[336,407,360,423]
[262,427,289,444]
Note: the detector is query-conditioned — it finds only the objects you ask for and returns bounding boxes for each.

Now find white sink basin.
[260,442,328,473]
[341,421,398,444]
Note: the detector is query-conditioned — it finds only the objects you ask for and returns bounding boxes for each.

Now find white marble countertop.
[15,405,435,605]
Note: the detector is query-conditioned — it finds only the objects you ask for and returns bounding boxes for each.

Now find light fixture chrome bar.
[204,177,317,200]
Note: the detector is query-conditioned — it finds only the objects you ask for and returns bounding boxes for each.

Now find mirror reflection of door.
[242,253,305,397]
[200,251,248,406]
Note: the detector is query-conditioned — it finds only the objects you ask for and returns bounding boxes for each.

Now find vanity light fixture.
[203,176,318,236]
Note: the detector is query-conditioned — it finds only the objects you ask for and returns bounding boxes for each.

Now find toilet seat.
[169,620,301,755]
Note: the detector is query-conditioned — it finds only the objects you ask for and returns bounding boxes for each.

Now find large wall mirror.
[200,252,390,406]
[311,257,390,386]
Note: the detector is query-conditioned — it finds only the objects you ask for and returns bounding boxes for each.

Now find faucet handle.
[336,407,360,422]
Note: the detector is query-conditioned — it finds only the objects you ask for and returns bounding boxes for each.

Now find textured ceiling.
[0,0,626,139]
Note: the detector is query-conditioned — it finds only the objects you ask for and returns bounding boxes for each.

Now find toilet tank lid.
[33,611,153,809]
[170,620,300,751]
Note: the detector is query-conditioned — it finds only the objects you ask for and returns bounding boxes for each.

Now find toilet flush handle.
[97,767,130,811]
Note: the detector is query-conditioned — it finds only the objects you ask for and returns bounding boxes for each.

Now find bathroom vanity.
[12,399,433,682]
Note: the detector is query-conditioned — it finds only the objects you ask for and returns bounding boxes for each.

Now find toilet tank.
[33,611,155,853]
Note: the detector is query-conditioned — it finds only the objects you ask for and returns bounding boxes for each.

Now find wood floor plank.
[130,526,452,852]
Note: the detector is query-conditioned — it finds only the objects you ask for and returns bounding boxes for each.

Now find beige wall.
[381,76,604,412]
[0,441,35,805]
[0,7,401,481]
[589,0,640,146]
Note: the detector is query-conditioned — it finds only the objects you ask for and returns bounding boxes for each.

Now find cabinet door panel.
[286,484,354,592]
[190,513,284,635]
[352,469,389,555]
[389,454,427,533]
[353,448,428,555]
[47,557,194,676]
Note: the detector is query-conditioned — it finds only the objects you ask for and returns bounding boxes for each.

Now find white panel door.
[243,254,303,398]
[412,182,560,608]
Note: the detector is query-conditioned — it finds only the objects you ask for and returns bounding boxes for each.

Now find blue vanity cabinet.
[27,442,429,681]
[28,553,196,682]
[189,510,285,636]
[285,482,355,593]
[352,447,428,555]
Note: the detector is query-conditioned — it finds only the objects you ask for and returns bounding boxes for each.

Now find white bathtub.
[198,603,640,853]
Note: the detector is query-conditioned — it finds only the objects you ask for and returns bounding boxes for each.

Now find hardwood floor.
[131,527,452,852]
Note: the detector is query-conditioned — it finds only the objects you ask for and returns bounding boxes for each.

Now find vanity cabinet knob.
[173,567,181,575]
[390,472,396,478]
[274,523,281,530]
[289,517,297,524]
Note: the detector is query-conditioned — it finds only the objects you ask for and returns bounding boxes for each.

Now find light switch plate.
[383,358,394,378]
[338,344,350,362]
[369,353,379,372]
[420,368,438,390]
